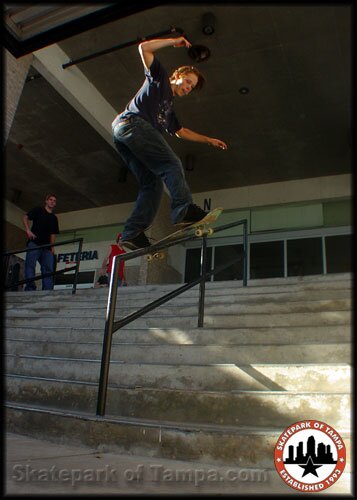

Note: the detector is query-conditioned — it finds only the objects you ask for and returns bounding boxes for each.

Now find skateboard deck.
[147,207,223,262]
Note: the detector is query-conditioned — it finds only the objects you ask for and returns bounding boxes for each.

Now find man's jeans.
[24,241,55,291]
[112,115,193,240]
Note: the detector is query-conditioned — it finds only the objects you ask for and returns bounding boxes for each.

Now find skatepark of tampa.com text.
[11,463,269,487]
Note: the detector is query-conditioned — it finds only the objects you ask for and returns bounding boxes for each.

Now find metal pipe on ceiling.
[62,26,184,69]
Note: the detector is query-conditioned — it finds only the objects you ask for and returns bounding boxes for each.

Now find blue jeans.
[24,241,55,291]
[112,115,193,239]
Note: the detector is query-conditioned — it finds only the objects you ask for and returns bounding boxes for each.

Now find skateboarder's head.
[170,66,205,97]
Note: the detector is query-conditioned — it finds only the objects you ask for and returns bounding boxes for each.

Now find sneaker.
[120,232,151,251]
[178,204,208,225]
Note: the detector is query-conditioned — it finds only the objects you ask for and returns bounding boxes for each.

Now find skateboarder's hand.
[208,138,228,150]
[173,36,191,49]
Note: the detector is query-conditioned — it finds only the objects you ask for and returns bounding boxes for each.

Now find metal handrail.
[62,26,184,69]
[3,237,83,295]
[97,218,248,416]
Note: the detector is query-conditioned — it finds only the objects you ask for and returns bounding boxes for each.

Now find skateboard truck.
[146,251,165,262]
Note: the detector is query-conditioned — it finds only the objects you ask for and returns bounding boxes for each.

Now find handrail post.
[72,238,83,295]
[198,235,208,328]
[243,220,248,287]
[96,253,120,416]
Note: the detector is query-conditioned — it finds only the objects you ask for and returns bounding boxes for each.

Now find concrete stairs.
[4,273,352,477]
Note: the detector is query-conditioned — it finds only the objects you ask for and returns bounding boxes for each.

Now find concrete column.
[138,193,182,285]
[4,48,34,144]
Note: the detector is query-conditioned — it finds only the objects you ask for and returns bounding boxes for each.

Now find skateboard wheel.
[146,254,153,262]
[195,228,204,237]
[207,228,214,236]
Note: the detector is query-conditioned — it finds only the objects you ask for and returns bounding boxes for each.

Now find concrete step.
[4,273,352,299]
[5,362,351,392]
[5,379,350,428]
[4,310,351,329]
[4,272,352,476]
[4,286,352,308]
[4,298,352,318]
[5,341,351,365]
[6,403,352,471]
[5,324,351,345]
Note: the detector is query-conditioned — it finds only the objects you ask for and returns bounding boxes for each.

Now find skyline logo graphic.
[274,420,346,492]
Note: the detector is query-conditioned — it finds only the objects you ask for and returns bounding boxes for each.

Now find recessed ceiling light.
[239,87,249,94]
[202,12,216,35]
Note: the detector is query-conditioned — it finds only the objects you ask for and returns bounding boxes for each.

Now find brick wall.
[4,48,33,143]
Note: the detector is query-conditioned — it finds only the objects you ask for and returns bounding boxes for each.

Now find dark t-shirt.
[26,206,59,246]
[118,56,182,135]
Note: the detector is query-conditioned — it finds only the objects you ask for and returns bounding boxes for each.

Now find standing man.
[22,193,59,291]
[112,36,227,251]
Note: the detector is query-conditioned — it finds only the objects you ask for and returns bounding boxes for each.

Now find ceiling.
[4,3,351,214]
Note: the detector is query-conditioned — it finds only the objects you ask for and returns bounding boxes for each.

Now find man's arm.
[23,214,36,240]
[49,234,56,254]
[139,36,191,69]
[176,127,228,150]
[99,247,111,275]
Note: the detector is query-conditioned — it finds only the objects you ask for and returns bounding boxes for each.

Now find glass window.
[185,247,212,282]
[287,238,323,276]
[214,245,244,281]
[325,234,352,273]
[250,241,284,279]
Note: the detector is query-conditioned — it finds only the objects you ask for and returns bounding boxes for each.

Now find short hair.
[45,193,57,201]
[170,66,205,91]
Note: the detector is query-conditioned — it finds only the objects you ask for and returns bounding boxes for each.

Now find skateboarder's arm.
[139,37,191,69]
[176,127,227,150]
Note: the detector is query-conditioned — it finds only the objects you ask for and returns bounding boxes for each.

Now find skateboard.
[146,207,223,262]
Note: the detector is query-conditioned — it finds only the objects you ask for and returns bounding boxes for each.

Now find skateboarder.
[112,36,227,251]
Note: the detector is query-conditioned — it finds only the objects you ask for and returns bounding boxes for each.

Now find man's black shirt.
[26,206,59,246]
